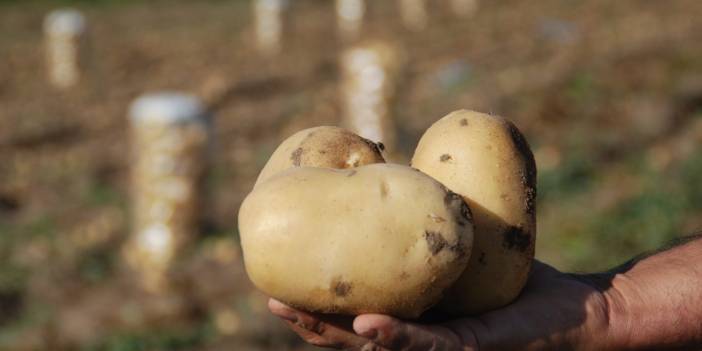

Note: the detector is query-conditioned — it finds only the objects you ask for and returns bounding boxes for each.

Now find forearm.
[604,235,702,350]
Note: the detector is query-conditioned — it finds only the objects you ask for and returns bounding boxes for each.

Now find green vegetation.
[81,180,125,208]
[538,151,597,202]
[84,323,216,351]
[78,247,117,283]
[539,147,702,272]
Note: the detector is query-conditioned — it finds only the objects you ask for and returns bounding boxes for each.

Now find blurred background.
[2,0,702,350]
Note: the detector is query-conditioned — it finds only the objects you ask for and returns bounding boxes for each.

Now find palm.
[269,261,611,351]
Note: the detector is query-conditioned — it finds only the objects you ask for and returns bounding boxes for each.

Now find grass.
[565,71,599,106]
[539,146,702,272]
[81,180,125,208]
[537,150,597,203]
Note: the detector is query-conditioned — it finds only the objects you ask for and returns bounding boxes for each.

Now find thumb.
[353,314,475,351]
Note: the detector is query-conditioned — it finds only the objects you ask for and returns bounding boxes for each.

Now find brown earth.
[1,0,702,350]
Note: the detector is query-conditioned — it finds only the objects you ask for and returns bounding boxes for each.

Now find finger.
[282,320,354,349]
[268,298,298,322]
[443,318,484,351]
[269,298,369,349]
[353,314,465,351]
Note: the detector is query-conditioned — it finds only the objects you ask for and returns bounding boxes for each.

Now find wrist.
[569,272,633,351]
[594,237,702,351]
[599,273,636,351]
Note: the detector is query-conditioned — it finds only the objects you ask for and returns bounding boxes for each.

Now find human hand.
[268,261,616,351]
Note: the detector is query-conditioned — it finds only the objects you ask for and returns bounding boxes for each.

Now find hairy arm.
[603,235,702,350]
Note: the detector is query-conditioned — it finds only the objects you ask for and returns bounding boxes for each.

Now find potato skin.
[255,126,385,187]
[239,164,474,319]
[411,110,536,315]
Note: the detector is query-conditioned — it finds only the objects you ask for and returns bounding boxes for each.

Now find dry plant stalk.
[124,93,210,292]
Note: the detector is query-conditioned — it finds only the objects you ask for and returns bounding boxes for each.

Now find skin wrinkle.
[296,312,326,335]
[451,322,479,351]
[575,297,603,348]
[360,343,382,351]
[393,323,411,350]
[472,310,504,349]
[427,335,441,351]
[590,291,614,349]
[443,324,472,351]
[605,237,702,349]
[605,273,639,350]
[462,317,488,351]
[568,274,616,349]
[433,327,458,351]
[383,320,409,349]
[312,319,327,335]
[286,320,328,347]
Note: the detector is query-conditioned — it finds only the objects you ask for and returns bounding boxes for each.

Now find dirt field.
[1,0,702,350]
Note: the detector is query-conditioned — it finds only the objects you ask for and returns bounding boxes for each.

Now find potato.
[239,164,474,318]
[255,126,385,187]
[411,110,537,315]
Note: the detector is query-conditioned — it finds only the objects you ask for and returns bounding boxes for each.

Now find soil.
[1,0,702,350]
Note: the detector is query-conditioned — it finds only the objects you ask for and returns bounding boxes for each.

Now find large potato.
[411,110,537,315]
[255,126,385,187]
[239,164,474,318]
